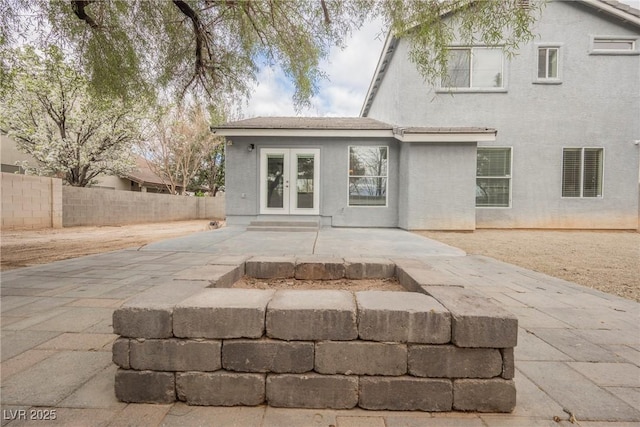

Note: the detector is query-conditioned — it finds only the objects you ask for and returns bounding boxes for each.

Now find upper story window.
[442,47,504,90]
[590,36,639,55]
[348,146,388,207]
[534,44,562,84]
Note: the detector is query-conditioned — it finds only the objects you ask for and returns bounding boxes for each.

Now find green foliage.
[0,46,143,187]
[0,0,544,109]
[383,0,544,84]
[190,142,225,196]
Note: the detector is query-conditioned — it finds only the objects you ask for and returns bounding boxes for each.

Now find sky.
[242,18,386,119]
[241,0,640,119]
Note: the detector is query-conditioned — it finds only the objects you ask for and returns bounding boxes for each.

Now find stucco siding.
[225,136,399,227]
[400,142,477,230]
[366,0,640,229]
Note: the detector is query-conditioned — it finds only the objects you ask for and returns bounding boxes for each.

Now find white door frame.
[259,148,320,215]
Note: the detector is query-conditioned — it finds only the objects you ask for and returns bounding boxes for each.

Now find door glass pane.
[296,154,314,209]
[267,155,284,208]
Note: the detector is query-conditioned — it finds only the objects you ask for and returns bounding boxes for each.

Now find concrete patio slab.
[1,225,638,426]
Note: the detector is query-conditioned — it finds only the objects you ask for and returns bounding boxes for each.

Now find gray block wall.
[112,258,518,413]
[62,186,225,226]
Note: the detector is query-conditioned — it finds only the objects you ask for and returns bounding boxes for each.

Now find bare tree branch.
[71,1,99,29]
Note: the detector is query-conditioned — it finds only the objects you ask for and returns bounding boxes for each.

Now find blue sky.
[242,18,386,118]
[241,0,640,119]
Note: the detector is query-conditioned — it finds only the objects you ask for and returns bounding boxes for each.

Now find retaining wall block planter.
[112,257,517,412]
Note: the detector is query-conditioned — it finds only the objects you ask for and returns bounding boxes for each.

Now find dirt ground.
[0,220,214,270]
[1,222,637,302]
[233,276,405,291]
[417,230,640,302]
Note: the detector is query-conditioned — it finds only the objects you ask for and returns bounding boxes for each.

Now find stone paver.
[0,226,638,426]
[518,361,640,421]
[1,351,113,406]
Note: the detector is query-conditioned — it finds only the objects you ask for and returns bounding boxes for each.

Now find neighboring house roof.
[213,117,496,143]
[360,0,640,117]
[126,156,181,189]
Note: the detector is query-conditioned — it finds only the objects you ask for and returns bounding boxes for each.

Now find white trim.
[215,128,394,138]
[259,148,321,215]
[533,43,563,84]
[439,46,506,91]
[581,0,640,28]
[394,131,496,143]
[475,146,513,209]
[589,35,640,55]
[347,145,389,208]
[260,148,289,215]
[216,127,496,143]
[289,149,321,215]
[360,33,397,117]
[560,147,605,199]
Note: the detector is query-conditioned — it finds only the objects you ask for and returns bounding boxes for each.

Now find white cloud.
[242,18,386,118]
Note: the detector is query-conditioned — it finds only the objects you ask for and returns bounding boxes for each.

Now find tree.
[190,143,225,196]
[0,46,143,187]
[142,103,223,195]
[0,1,543,109]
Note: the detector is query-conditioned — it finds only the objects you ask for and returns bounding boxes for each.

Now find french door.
[260,148,320,215]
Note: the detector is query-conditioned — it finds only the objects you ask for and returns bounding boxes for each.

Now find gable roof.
[125,156,183,189]
[360,0,640,117]
[212,117,497,142]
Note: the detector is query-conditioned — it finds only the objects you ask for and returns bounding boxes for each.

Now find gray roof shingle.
[216,117,392,130]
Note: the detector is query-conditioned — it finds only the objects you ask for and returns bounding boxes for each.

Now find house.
[92,156,181,194]
[1,135,177,193]
[214,0,640,230]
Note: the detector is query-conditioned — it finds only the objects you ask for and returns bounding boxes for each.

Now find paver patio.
[1,226,638,426]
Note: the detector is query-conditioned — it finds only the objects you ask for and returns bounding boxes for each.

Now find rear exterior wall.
[225,136,400,228]
[366,1,640,229]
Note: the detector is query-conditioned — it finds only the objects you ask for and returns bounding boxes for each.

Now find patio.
[1,226,638,426]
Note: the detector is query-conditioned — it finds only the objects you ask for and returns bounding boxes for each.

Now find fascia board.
[581,0,640,28]
[394,133,496,143]
[212,128,395,138]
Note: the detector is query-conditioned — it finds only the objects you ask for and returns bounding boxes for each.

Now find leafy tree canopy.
[0,45,144,186]
[0,0,543,110]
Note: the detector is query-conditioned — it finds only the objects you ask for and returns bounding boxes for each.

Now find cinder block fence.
[0,173,62,229]
[1,172,224,229]
[112,258,518,413]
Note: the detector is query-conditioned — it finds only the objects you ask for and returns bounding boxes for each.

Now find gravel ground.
[416,230,640,302]
[0,220,213,270]
[233,276,405,291]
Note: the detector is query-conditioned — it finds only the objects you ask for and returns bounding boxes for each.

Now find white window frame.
[438,46,507,93]
[476,146,513,209]
[347,145,389,208]
[589,35,640,55]
[534,43,563,84]
[561,147,605,199]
